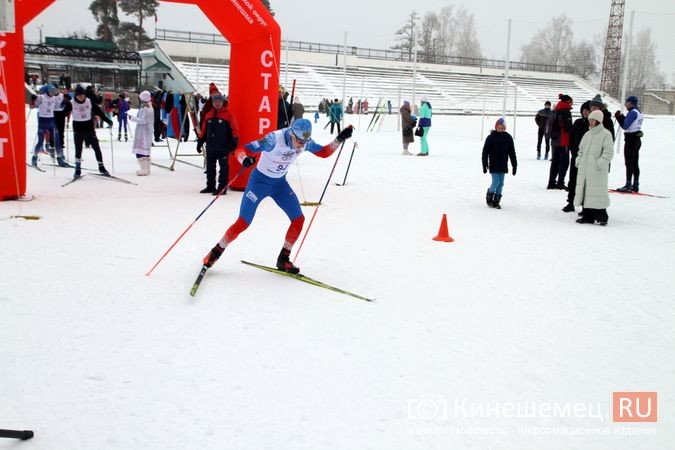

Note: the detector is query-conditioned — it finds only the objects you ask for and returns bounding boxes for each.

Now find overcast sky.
[24,0,675,79]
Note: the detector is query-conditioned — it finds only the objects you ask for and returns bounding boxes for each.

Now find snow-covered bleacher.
[173,60,604,115]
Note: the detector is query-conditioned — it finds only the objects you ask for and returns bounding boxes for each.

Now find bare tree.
[419,12,440,63]
[624,28,665,91]
[454,7,482,59]
[392,11,420,62]
[569,40,597,81]
[89,0,119,42]
[433,5,481,59]
[521,15,574,67]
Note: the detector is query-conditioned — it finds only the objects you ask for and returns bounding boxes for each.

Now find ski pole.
[0,429,34,440]
[293,139,347,263]
[145,167,246,276]
[337,141,358,186]
[109,128,115,174]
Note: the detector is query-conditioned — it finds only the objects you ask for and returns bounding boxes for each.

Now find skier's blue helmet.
[291,119,312,141]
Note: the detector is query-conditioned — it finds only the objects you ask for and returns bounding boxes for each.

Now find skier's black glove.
[242,155,256,168]
[230,137,239,153]
[512,166,517,176]
[614,110,622,119]
[336,126,353,143]
[483,167,487,174]
[196,139,204,153]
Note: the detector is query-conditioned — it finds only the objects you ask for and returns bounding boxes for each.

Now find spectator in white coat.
[128,91,155,176]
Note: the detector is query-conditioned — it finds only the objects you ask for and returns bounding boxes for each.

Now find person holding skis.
[201,118,353,274]
[63,85,113,178]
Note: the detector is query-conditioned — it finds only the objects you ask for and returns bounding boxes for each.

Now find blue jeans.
[488,173,505,195]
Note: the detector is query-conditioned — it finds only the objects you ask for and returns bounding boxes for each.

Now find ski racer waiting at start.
[202,118,353,274]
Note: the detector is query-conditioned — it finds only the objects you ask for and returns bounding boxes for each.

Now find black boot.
[486,190,494,207]
[200,186,216,194]
[616,181,632,192]
[98,162,109,175]
[203,244,225,268]
[492,194,502,209]
[562,203,575,212]
[537,151,541,160]
[546,180,556,189]
[631,181,639,193]
[555,181,568,191]
[276,248,300,274]
[118,133,122,142]
[212,185,227,196]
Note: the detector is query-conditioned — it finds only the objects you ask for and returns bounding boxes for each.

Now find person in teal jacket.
[328,98,343,135]
[418,95,432,156]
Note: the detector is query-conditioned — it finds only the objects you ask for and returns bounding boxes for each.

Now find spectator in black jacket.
[534,101,554,159]
[482,118,518,209]
[589,94,615,141]
[562,101,591,212]
[547,94,574,190]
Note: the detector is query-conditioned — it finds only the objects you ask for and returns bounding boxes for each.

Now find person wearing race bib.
[63,85,113,178]
[201,118,353,274]
[614,96,644,193]
[31,84,69,168]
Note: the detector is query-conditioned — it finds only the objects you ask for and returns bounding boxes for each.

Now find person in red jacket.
[197,94,239,195]
[547,93,574,190]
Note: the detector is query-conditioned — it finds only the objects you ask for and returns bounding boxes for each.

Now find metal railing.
[155,28,575,75]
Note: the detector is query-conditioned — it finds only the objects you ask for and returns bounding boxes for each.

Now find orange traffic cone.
[432,214,454,242]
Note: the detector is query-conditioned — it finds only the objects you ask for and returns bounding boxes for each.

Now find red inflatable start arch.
[0,0,280,199]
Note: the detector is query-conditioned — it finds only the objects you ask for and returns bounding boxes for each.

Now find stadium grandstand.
[148,28,621,115]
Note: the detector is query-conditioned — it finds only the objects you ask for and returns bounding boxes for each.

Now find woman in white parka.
[128,90,155,176]
[574,109,614,225]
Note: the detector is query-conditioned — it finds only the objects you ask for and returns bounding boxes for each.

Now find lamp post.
[38,25,44,44]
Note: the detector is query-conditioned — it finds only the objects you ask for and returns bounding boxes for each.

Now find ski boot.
[56,156,71,168]
[31,155,38,167]
[630,182,639,193]
[118,133,122,142]
[562,203,575,213]
[537,151,541,160]
[544,151,549,160]
[200,186,216,194]
[212,185,227,196]
[616,181,632,193]
[276,248,300,274]
[98,162,110,176]
[203,244,225,268]
[125,133,128,142]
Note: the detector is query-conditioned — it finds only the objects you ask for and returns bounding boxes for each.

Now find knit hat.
[420,95,428,102]
[588,110,604,123]
[139,91,151,102]
[212,94,225,102]
[495,117,506,129]
[580,100,591,114]
[558,93,573,103]
[589,94,604,108]
[544,101,551,106]
[626,95,639,106]
[74,85,85,96]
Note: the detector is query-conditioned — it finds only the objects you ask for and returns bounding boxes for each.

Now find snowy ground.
[1,110,674,449]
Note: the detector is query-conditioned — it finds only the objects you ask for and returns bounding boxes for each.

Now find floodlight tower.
[600,0,625,98]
